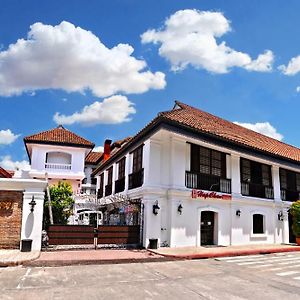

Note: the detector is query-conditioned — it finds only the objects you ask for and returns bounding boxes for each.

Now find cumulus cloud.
[234,121,283,141]
[0,129,20,145]
[0,21,166,97]
[279,56,300,75]
[296,86,300,93]
[141,9,274,74]
[94,146,104,152]
[0,155,29,171]
[53,95,136,126]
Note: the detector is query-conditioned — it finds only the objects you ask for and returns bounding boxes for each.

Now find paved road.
[1,252,300,299]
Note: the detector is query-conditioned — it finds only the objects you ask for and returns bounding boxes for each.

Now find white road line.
[216,255,265,261]
[224,255,296,264]
[17,268,31,289]
[293,276,300,280]
[249,264,273,268]
[276,271,300,276]
[237,257,299,266]
[268,264,300,271]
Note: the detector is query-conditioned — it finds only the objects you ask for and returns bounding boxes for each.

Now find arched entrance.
[201,211,217,245]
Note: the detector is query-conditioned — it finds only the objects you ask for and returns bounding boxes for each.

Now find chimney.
[103,139,112,161]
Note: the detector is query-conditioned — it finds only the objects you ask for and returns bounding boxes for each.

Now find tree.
[43,181,74,228]
[290,200,300,239]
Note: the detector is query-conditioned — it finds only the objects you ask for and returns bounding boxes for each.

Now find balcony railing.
[281,189,300,202]
[115,177,125,193]
[128,169,144,190]
[105,184,112,196]
[185,171,231,194]
[241,182,274,199]
[45,163,71,171]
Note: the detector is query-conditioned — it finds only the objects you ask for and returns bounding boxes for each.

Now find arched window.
[253,214,265,234]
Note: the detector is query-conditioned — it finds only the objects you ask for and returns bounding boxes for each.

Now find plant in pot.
[289,200,300,245]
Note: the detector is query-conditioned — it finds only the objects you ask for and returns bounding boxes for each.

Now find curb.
[148,246,300,260]
[25,256,175,267]
[0,251,41,268]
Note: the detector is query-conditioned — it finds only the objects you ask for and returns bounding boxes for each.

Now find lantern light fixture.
[152,201,160,215]
[177,204,183,215]
[236,209,241,217]
[29,196,36,213]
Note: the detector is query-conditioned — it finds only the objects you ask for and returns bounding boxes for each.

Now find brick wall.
[0,190,23,249]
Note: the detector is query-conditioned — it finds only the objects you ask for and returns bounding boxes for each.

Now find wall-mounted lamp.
[29,196,36,213]
[152,201,160,215]
[236,209,241,217]
[278,211,284,221]
[177,204,183,215]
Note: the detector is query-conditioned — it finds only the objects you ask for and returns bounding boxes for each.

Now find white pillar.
[112,163,116,195]
[20,191,45,251]
[124,153,130,192]
[231,154,241,197]
[272,165,281,202]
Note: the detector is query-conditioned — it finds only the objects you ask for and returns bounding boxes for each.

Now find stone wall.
[0,190,23,249]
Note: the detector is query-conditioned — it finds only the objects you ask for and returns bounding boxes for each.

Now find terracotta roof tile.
[0,166,12,178]
[85,151,103,164]
[24,125,94,148]
[161,101,300,163]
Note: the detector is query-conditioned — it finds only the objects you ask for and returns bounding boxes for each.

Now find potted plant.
[289,200,300,245]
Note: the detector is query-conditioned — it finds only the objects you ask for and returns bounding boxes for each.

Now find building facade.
[94,101,299,248]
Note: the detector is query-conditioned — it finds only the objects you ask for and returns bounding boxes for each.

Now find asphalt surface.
[1,252,300,299]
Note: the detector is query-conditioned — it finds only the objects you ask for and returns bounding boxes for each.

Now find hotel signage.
[192,189,231,200]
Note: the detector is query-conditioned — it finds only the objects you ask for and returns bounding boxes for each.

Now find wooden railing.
[185,171,231,194]
[115,177,125,193]
[105,184,112,196]
[281,189,300,202]
[241,182,274,199]
[128,169,144,190]
[45,163,71,171]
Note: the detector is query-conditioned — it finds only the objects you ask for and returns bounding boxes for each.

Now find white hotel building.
[94,101,299,248]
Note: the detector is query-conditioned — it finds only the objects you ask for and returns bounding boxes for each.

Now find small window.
[107,167,113,185]
[253,214,265,234]
[132,146,143,173]
[118,157,126,179]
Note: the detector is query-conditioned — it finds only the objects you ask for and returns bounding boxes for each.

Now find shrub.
[289,200,300,237]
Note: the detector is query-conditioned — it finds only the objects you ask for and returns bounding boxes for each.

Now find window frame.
[132,145,143,173]
[252,213,265,235]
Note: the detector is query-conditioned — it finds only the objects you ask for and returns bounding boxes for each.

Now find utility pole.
[45,172,54,225]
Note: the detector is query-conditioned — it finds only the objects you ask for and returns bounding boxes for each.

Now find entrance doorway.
[288,211,296,243]
[201,211,216,245]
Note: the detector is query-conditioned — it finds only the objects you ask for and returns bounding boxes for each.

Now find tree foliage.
[290,200,300,237]
[43,181,74,228]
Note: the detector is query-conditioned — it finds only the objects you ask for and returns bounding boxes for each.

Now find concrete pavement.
[150,243,300,259]
[0,250,40,267]
[1,253,300,299]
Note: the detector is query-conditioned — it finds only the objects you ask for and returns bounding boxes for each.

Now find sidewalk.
[149,244,300,259]
[26,249,167,267]
[0,250,40,267]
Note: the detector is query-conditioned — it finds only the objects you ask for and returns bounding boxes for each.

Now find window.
[97,173,104,198]
[132,146,143,173]
[107,167,113,185]
[280,168,300,192]
[240,158,272,186]
[118,157,126,179]
[190,144,226,178]
[253,214,265,234]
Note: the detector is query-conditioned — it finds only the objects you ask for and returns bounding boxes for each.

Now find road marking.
[17,268,31,289]
[237,257,299,266]
[276,271,300,276]
[269,264,300,271]
[293,276,300,280]
[222,255,296,264]
[216,255,265,261]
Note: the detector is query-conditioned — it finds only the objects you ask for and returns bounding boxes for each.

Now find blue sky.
[1,0,300,169]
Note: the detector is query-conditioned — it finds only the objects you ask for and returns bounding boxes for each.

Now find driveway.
[1,252,300,299]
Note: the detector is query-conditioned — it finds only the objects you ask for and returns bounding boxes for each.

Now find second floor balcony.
[185,171,231,194]
[129,168,144,190]
[45,162,72,172]
[281,189,300,202]
[115,177,125,193]
[241,182,274,199]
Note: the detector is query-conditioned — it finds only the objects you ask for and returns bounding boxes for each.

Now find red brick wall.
[0,191,23,249]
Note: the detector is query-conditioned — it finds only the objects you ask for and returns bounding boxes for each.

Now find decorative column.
[231,154,241,197]
[272,165,281,202]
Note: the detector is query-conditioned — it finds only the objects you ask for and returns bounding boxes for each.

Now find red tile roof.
[24,125,94,148]
[160,101,300,163]
[94,101,300,174]
[85,151,103,164]
[0,167,12,178]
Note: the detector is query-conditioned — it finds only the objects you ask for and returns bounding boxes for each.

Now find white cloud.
[53,95,136,126]
[234,121,283,141]
[296,86,300,93]
[0,155,29,171]
[141,9,274,74]
[279,55,300,75]
[0,129,20,145]
[94,146,104,152]
[0,21,166,97]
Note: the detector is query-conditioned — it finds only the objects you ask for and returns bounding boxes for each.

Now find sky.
[1,0,300,170]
